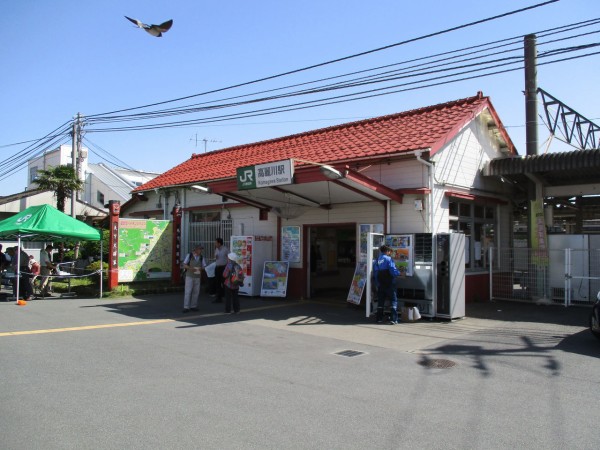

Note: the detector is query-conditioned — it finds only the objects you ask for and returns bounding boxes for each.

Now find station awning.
[202,165,405,216]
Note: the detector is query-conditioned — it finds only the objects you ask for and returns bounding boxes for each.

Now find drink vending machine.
[229,236,273,296]
[366,232,465,319]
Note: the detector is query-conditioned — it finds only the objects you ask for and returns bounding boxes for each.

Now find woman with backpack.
[222,252,244,314]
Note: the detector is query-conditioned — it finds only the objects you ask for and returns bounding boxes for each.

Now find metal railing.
[187,220,233,263]
[490,247,600,306]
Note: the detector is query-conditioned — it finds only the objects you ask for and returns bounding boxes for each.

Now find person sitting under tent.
[40,244,56,297]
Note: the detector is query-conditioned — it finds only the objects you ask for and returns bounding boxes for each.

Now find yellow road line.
[0,302,294,337]
[0,319,174,337]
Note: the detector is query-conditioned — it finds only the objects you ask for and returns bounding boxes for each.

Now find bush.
[86,260,109,277]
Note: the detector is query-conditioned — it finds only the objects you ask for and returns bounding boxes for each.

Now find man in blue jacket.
[372,245,401,324]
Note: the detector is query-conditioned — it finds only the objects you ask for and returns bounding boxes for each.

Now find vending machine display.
[230,236,273,296]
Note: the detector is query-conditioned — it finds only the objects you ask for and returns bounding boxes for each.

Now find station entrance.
[307,224,356,300]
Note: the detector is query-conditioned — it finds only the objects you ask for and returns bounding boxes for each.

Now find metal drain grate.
[418,358,456,369]
[335,350,365,358]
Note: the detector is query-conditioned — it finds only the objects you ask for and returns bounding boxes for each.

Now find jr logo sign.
[236,159,293,190]
[237,166,257,190]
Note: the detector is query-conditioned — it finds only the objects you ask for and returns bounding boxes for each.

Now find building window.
[97,191,105,205]
[449,200,495,271]
[190,211,222,222]
[29,166,38,183]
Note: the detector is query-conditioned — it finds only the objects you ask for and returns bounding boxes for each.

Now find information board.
[118,219,172,282]
[260,261,290,297]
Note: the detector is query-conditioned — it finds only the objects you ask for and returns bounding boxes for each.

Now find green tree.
[33,165,83,213]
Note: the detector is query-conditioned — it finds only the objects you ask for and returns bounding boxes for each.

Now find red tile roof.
[135,92,514,192]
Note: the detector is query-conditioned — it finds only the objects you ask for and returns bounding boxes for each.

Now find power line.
[0,3,592,185]
[84,43,599,133]
[85,0,559,119]
[85,18,598,126]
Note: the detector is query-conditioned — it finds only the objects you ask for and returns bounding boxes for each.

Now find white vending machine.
[230,235,273,296]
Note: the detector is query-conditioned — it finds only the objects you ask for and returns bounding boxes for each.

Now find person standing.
[223,252,243,314]
[181,245,207,313]
[0,244,7,271]
[39,244,56,297]
[212,237,229,303]
[14,246,33,300]
[372,245,401,324]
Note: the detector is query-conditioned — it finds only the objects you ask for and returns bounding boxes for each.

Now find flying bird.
[125,16,173,37]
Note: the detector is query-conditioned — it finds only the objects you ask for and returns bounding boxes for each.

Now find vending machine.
[230,236,273,296]
[435,233,465,319]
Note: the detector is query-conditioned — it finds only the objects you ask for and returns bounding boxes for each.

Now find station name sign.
[236,159,294,190]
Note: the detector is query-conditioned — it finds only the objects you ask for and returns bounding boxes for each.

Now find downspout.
[385,200,391,234]
[415,151,437,315]
[414,151,434,235]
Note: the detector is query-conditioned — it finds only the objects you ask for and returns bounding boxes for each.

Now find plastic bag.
[205,262,216,278]
[412,307,422,320]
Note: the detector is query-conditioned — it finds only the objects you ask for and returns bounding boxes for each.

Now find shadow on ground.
[465,299,590,327]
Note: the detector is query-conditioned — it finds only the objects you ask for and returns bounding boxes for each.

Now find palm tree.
[33,165,83,213]
[33,164,85,262]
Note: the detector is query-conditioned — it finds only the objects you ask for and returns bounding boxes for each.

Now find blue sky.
[1,0,599,196]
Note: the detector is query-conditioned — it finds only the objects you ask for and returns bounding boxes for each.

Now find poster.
[281,226,300,262]
[261,261,290,297]
[359,223,383,262]
[347,262,367,305]
[384,234,413,277]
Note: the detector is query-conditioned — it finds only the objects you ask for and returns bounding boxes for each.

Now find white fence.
[490,247,600,306]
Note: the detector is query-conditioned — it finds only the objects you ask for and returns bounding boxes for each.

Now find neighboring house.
[123,92,518,306]
[0,144,159,221]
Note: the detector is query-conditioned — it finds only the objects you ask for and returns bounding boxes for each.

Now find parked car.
[590,291,600,341]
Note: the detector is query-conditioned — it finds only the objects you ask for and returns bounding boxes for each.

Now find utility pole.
[70,113,83,218]
[524,34,538,157]
[524,34,549,302]
[71,117,77,218]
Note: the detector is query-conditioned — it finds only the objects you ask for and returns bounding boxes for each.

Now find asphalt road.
[0,292,598,450]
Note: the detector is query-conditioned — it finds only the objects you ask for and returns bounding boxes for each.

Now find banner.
[530,199,549,266]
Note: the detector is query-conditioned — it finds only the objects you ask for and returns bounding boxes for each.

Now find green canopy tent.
[0,204,103,299]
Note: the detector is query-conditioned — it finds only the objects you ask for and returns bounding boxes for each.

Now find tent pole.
[100,239,103,298]
[15,236,21,302]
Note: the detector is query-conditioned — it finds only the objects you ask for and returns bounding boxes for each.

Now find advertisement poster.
[347,262,367,305]
[118,219,172,282]
[281,226,300,262]
[230,236,253,295]
[261,261,289,297]
[384,234,413,277]
[359,223,384,262]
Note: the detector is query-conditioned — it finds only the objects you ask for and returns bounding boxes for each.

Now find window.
[190,211,222,222]
[449,200,496,271]
[97,191,105,205]
[29,167,38,183]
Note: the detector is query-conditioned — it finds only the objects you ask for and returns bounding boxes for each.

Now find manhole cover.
[335,350,365,358]
[418,358,456,369]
